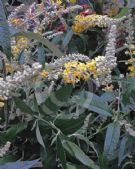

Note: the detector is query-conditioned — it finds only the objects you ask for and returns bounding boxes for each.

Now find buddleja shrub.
[0,0,135,169]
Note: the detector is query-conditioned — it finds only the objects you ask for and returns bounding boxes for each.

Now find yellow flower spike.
[129,72,135,77]
[0,102,4,108]
[11,36,28,57]
[128,65,135,71]
[63,61,91,84]
[10,18,23,26]
[69,0,76,3]
[72,14,112,33]
[40,70,49,77]
[5,63,14,74]
[73,71,82,79]
[82,73,90,81]
[108,7,119,17]
[127,58,135,64]
[51,0,62,5]
[86,60,96,70]
[77,62,87,71]
[132,50,135,55]
[130,44,135,49]
[12,46,20,57]
[16,36,28,48]
[102,84,114,92]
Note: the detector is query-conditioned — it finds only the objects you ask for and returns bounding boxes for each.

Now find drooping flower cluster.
[63,61,90,84]
[6,1,131,93]
[119,120,135,137]
[50,53,90,68]
[63,24,117,87]
[124,14,135,77]
[45,53,90,80]
[124,14,135,61]
[0,142,11,157]
[72,14,126,33]
[0,63,42,99]
[94,24,117,86]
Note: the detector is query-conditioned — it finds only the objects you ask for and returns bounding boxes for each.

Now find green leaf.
[118,136,135,167]
[66,163,88,169]
[13,97,34,115]
[17,49,25,64]
[118,136,128,166]
[41,85,73,115]
[0,0,12,59]
[37,46,45,65]
[4,123,27,141]
[63,140,99,169]
[42,145,57,168]
[70,134,98,157]
[57,136,67,169]
[54,114,85,135]
[115,7,129,18]
[0,155,16,164]
[75,91,112,117]
[13,31,64,58]
[122,78,135,105]
[62,30,74,49]
[36,122,45,148]
[104,121,120,160]
[33,94,40,113]
[0,159,39,169]
[101,92,116,102]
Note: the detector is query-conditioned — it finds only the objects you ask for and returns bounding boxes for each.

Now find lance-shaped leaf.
[75,91,112,117]
[13,31,64,58]
[57,136,67,169]
[0,159,39,169]
[104,121,120,160]
[41,85,73,115]
[0,0,11,59]
[63,140,99,169]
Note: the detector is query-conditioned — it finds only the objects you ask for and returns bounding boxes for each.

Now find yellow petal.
[0,102,4,107]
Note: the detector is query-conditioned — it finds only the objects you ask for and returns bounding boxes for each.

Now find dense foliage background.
[0,0,135,169]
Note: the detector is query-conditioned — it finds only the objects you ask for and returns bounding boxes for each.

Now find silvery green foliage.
[127,0,135,8]
[0,0,11,59]
[0,159,39,169]
[104,122,121,160]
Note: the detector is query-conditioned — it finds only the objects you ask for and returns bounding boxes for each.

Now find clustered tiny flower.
[0,63,42,99]
[0,141,11,157]
[72,14,126,33]
[119,120,135,137]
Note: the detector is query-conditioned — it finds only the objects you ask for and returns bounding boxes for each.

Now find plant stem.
[2,58,9,127]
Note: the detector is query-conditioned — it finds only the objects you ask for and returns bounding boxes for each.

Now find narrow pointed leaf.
[104,121,120,160]
[13,31,64,58]
[63,140,99,169]
[0,0,11,59]
[57,137,67,169]
[36,122,45,148]
[13,97,34,115]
